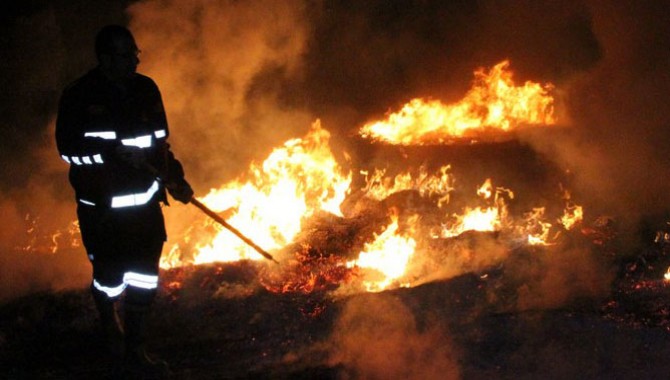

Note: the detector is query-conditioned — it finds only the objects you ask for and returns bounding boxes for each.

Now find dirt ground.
[3,245,670,380]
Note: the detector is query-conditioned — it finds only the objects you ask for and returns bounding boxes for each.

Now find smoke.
[0,121,90,302]
[327,293,460,380]
[519,0,670,240]
[396,230,612,312]
[410,232,510,287]
[514,245,613,311]
[126,0,315,191]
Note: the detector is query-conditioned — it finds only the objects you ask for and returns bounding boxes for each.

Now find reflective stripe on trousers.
[93,271,159,298]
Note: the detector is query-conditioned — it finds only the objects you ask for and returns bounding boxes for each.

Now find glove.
[115,145,146,169]
[167,178,194,204]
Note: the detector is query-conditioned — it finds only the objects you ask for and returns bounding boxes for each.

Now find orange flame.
[359,60,555,145]
[361,165,454,207]
[441,179,513,238]
[346,213,417,292]
[559,190,584,230]
[21,214,80,255]
[161,120,352,267]
[561,204,583,230]
[524,207,554,246]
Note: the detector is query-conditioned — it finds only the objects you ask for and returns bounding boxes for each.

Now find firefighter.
[55,24,193,376]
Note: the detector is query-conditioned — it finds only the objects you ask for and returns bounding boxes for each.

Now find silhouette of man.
[56,24,193,376]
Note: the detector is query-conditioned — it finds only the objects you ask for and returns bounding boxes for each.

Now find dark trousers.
[78,201,166,307]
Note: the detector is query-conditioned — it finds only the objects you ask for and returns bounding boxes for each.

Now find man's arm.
[144,80,193,204]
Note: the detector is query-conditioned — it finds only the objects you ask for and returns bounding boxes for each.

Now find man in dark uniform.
[56,24,193,375]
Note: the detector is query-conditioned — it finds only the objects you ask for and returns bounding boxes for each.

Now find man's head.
[95,25,140,81]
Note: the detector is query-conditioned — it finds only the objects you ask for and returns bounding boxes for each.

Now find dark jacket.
[56,67,185,208]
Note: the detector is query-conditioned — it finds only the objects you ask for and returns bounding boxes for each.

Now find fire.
[359,60,555,145]
[477,178,493,199]
[346,213,417,292]
[441,179,513,238]
[162,121,352,267]
[44,107,588,293]
[361,165,454,206]
[524,201,584,246]
[20,214,80,255]
[561,204,583,230]
[27,57,616,296]
[150,123,587,292]
[559,189,584,230]
[524,207,554,246]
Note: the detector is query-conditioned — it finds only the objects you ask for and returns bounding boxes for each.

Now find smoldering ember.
[3,1,670,379]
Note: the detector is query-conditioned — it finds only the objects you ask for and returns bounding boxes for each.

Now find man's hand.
[115,145,146,169]
[167,179,194,204]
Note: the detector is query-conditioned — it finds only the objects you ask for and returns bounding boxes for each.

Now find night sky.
[1,0,670,299]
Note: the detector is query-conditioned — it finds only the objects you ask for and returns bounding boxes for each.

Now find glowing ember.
[346,213,417,292]
[359,60,556,145]
[260,247,354,294]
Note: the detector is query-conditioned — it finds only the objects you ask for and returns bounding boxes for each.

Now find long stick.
[189,197,279,264]
[141,162,278,264]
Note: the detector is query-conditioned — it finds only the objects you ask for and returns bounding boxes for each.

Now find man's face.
[101,35,140,81]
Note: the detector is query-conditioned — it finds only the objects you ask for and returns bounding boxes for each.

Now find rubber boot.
[92,287,125,359]
[122,306,171,378]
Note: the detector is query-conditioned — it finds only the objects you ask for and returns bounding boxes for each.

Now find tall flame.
[359,60,555,145]
[146,59,592,291]
[164,121,352,266]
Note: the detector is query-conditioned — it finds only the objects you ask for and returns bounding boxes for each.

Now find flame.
[561,204,583,230]
[524,207,554,246]
[361,165,454,206]
[442,179,513,238]
[36,59,607,294]
[153,138,587,292]
[346,213,417,292]
[477,178,493,199]
[165,120,352,267]
[559,189,583,230]
[359,60,555,145]
[20,214,80,254]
